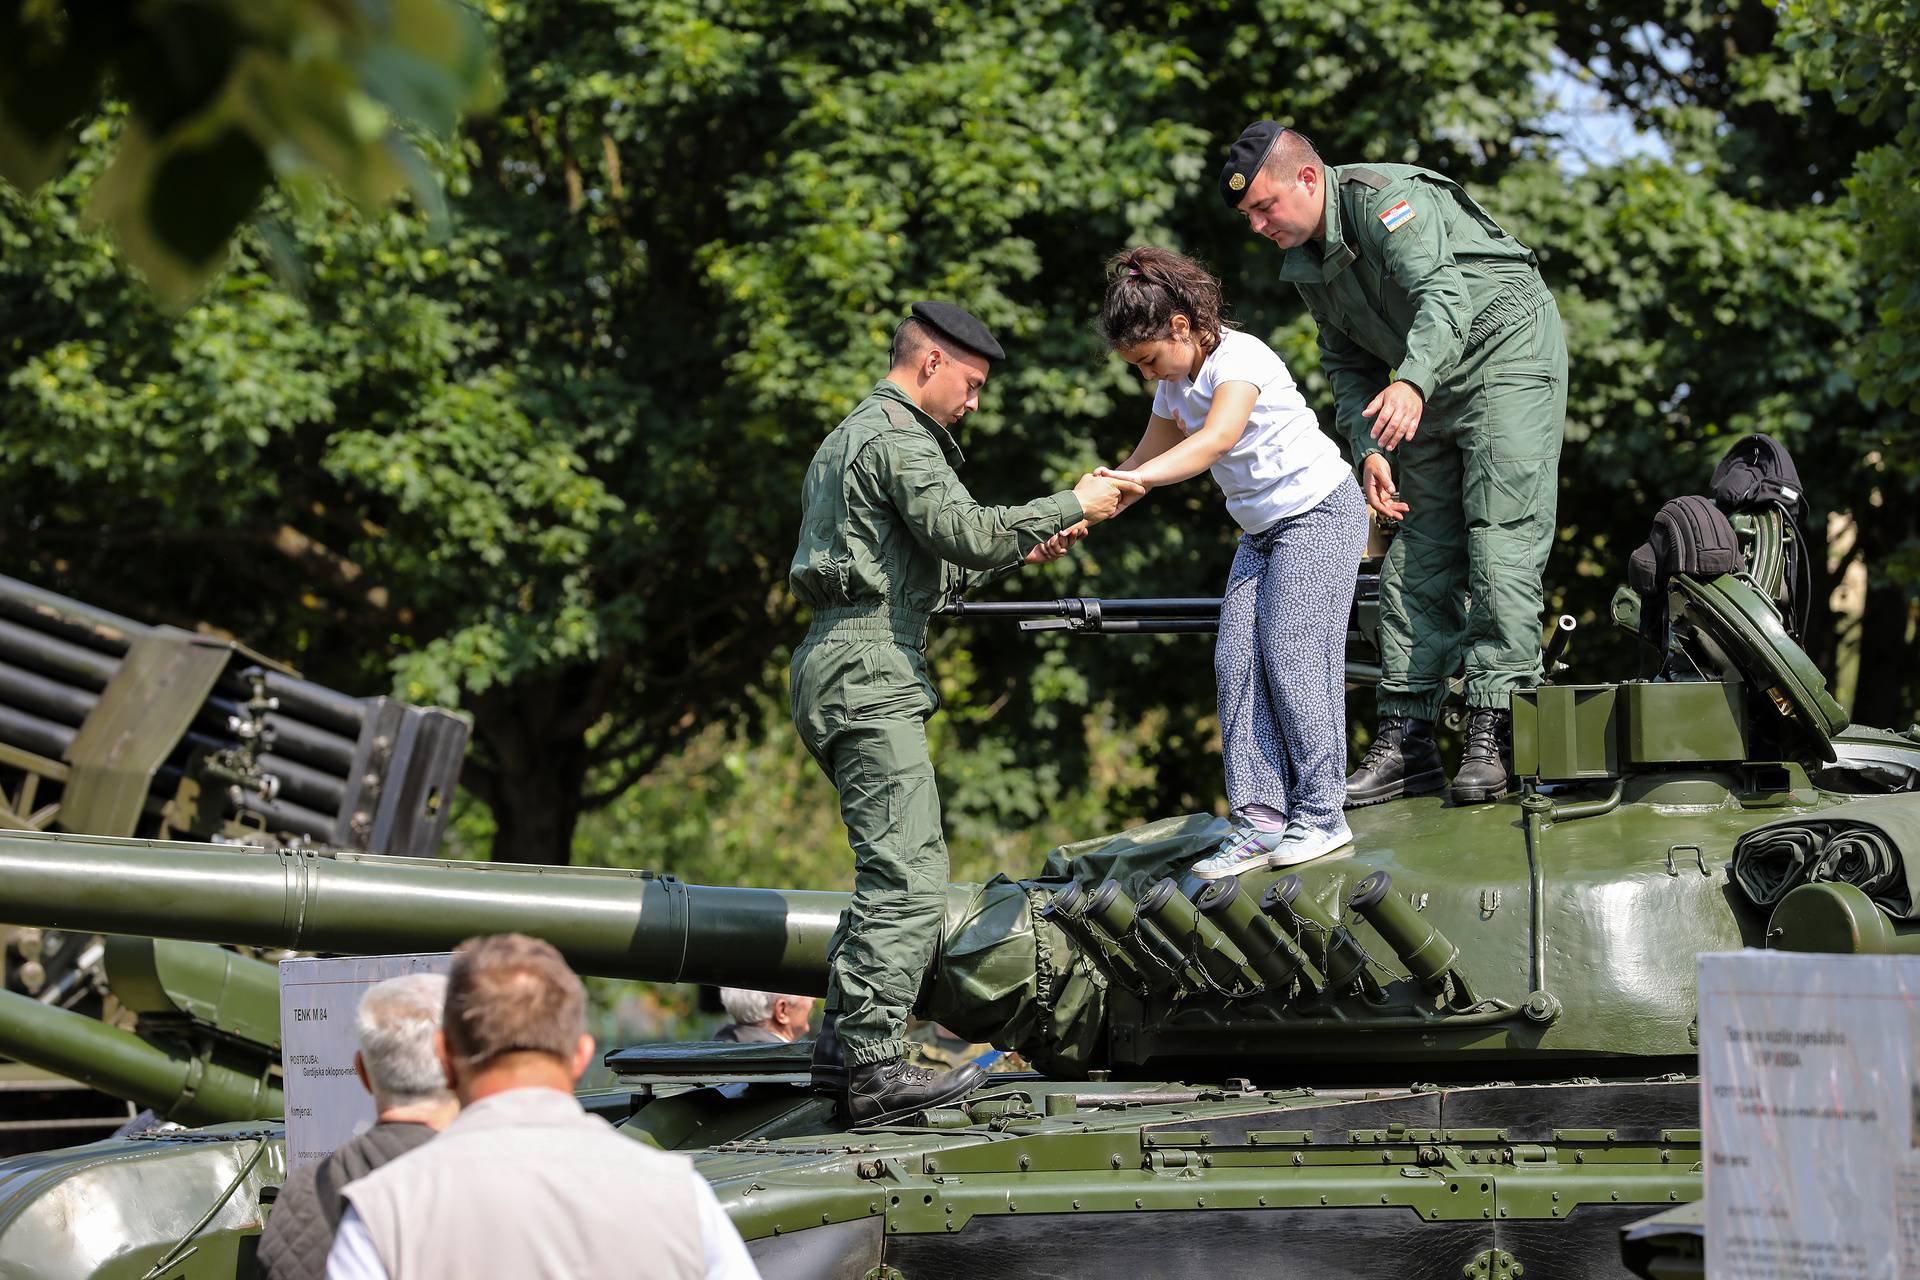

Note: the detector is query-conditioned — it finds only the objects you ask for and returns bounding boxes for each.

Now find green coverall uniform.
[788,379,1083,1067]
[1281,163,1568,720]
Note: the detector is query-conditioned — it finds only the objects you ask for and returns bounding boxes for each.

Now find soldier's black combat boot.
[810,1010,847,1094]
[1450,708,1514,804]
[1344,716,1445,808]
[844,1058,987,1126]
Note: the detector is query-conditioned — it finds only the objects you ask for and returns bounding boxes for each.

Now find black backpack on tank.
[1709,434,1814,639]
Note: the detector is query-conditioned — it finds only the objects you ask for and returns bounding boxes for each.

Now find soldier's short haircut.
[890,317,935,368]
[442,933,586,1068]
[1259,129,1322,185]
[356,973,453,1108]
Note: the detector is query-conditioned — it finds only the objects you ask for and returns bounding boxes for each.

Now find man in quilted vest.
[258,973,455,1280]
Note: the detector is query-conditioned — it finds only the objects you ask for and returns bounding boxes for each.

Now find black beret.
[1219,120,1285,209]
[909,300,1005,362]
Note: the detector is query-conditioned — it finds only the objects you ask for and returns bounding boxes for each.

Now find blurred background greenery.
[4,0,1916,1039]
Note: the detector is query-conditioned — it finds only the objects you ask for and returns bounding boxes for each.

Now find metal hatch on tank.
[0,438,1913,1278]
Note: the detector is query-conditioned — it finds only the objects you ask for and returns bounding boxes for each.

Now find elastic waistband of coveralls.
[802,604,931,651]
[1465,276,1556,349]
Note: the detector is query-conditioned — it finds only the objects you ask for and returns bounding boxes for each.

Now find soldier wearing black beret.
[1220,121,1568,808]
[786,302,1138,1123]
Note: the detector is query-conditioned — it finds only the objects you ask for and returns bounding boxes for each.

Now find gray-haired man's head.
[719,986,815,1041]
[356,973,453,1109]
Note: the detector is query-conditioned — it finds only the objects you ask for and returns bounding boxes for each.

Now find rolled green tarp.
[919,813,1224,1076]
[1732,796,1920,919]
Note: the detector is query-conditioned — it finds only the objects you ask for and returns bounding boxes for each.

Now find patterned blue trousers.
[1217,476,1368,829]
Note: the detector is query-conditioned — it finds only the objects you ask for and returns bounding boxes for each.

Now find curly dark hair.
[1096,246,1230,352]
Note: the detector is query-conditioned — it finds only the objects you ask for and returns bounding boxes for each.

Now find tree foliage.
[2,0,1915,871]
[0,0,494,304]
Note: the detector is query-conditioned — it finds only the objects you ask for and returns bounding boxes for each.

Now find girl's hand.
[1094,467,1151,516]
[1361,453,1409,521]
[1024,522,1088,564]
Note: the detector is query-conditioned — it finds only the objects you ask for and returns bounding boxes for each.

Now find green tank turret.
[0,449,1914,1278]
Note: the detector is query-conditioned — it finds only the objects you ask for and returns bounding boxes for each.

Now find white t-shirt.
[1150,329,1349,533]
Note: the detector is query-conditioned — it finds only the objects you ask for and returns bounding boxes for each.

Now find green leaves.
[7,0,1918,866]
[0,0,497,306]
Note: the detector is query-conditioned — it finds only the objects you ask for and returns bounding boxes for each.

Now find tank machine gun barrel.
[941,596,1223,635]
[939,569,1385,683]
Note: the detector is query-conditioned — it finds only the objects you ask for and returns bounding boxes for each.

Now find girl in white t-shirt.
[1096,246,1367,874]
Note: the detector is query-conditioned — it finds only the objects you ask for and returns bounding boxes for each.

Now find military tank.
[0,457,1911,1277]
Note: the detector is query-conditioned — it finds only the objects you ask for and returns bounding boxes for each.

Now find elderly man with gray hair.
[714,987,814,1043]
[258,973,456,1280]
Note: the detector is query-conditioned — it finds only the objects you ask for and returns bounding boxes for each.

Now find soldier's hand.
[1363,380,1425,449]
[1024,522,1088,564]
[1094,468,1150,517]
[1362,453,1409,521]
[1074,473,1146,524]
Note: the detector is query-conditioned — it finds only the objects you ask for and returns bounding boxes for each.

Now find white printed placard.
[1701,950,1920,1280]
[278,953,452,1172]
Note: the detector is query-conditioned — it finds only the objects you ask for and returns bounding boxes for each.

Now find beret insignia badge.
[1228,172,1247,192]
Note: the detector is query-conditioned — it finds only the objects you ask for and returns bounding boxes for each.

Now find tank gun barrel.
[0,832,844,994]
[0,987,282,1126]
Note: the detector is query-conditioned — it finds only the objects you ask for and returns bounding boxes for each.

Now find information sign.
[278,952,452,1172]
[1701,951,1920,1280]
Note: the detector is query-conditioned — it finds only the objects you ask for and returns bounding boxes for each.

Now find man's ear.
[570,1033,597,1083]
[922,347,943,379]
[354,1050,372,1097]
[434,1029,457,1089]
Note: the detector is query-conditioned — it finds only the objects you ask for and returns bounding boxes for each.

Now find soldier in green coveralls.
[789,302,1139,1124]
[1220,123,1568,806]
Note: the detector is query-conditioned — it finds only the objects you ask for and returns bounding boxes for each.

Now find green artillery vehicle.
[0,573,469,1150]
[0,459,1910,1277]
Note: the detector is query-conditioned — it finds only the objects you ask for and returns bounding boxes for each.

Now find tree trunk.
[468,675,595,866]
[1852,578,1917,731]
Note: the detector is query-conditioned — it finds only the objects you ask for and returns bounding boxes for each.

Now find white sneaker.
[1191,824,1289,880]
[1268,818,1354,868]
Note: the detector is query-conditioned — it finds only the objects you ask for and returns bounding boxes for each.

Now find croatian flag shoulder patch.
[1378,200,1415,233]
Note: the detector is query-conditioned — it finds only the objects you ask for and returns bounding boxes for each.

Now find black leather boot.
[1451,708,1514,804]
[1344,716,1444,808]
[810,1010,847,1094]
[844,1058,987,1126]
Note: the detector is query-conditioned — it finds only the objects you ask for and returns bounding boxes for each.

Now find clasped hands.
[1023,470,1149,564]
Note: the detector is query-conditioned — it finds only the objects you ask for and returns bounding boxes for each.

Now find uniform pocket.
[1481,360,1562,466]
[850,647,937,721]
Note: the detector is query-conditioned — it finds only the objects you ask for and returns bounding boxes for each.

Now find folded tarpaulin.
[919,813,1226,1076]
[1731,796,1920,920]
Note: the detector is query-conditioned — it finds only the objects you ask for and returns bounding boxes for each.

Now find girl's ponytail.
[1098,247,1228,351]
